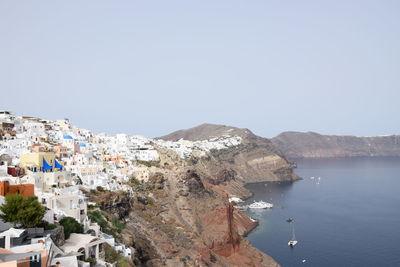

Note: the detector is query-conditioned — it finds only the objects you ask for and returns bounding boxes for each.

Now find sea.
[245,157,400,267]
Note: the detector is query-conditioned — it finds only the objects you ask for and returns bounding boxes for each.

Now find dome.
[79,143,86,147]
[63,135,73,140]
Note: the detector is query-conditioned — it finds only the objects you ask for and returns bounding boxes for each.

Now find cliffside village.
[0,110,242,267]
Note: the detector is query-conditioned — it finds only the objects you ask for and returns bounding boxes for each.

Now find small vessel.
[228,197,243,203]
[288,222,298,247]
[286,218,294,223]
[288,240,298,247]
[249,200,273,209]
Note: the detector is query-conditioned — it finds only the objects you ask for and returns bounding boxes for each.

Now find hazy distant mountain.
[272,131,400,159]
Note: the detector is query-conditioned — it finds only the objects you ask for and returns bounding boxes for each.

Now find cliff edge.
[158,123,299,186]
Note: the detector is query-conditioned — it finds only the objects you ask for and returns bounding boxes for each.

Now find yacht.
[248,201,273,209]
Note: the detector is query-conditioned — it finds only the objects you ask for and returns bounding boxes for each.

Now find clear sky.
[1,1,399,138]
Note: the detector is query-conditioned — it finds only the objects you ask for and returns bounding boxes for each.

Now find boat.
[288,222,298,247]
[286,218,294,223]
[248,201,273,209]
[288,240,298,247]
[228,197,243,203]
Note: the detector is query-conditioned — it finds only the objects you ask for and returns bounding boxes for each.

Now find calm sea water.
[245,157,400,267]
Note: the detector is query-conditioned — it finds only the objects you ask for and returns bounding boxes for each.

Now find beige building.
[53,144,69,159]
[75,166,102,176]
[19,152,60,173]
[134,166,150,182]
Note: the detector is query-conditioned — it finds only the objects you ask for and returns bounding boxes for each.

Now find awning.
[55,159,63,170]
[42,158,53,171]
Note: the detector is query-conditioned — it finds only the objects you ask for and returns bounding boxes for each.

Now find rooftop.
[61,233,101,253]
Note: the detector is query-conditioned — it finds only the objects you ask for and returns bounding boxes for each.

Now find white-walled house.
[38,191,87,225]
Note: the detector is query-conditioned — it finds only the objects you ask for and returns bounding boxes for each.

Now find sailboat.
[288,222,298,247]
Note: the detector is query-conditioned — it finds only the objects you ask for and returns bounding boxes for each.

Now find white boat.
[248,201,273,209]
[288,240,298,247]
[288,222,298,247]
[229,197,243,203]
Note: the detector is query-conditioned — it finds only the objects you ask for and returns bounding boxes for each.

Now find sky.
[0,1,399,138]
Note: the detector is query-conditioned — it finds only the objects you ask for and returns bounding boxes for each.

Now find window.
[30,254,40,262]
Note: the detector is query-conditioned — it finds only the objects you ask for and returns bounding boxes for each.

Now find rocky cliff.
[83,124,306,266]
[272,131,400,159]
[88,148,280,267]
[159,123,299,187]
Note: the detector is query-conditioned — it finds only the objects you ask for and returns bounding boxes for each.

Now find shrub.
[111,217,125,233]
[117,257,131,267]
[105,244,119,263]
[146,196,155,205]
[136,160,159,168]
[88,210,125,238]
[104,244,131,266]
[129,176,140,186]
[0,194,45,228]
[88,210,108,229]
[87,203,98,210]
[96,186,105,192]
[59,216,84,239]
[85,257,96,267]
[38,220,57,230]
